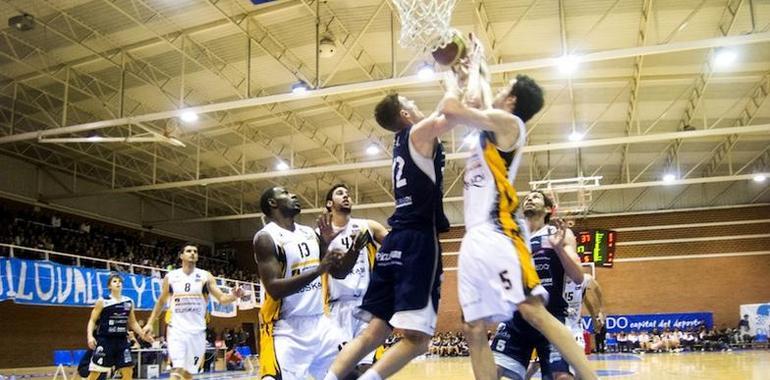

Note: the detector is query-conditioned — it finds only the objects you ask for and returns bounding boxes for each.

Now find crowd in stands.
[604,321,767,353]
[428,332,470,357]
[0,204,255,282]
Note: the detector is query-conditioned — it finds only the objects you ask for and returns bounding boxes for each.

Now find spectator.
[617,332,629,353]
[225,348,244,371]
[594,322,607,353]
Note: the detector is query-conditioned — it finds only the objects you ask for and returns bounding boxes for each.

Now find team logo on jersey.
[123,303,130,311]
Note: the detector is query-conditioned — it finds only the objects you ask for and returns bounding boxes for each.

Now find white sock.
[358,368,383,380]
[322,373,339,380]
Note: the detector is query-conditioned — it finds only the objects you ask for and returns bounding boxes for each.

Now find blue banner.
[0,257,163,309]
[580,312,713,333]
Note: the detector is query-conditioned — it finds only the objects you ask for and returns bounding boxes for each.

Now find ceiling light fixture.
[291,81,309,94]
[366,144,380,155]
[568,131,584,142]
[557,55,580,75]
[180,110,199,123]
[417,63,435,81]
[713,48,737,69]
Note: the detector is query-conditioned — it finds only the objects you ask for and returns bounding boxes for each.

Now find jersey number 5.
[499,270,512,290]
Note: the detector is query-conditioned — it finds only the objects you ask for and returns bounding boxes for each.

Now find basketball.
[432,33,467,66]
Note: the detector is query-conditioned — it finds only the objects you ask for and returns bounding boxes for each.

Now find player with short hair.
[325,90,454,380]
[143,243,243,380]
[439,34,596,380]
[322,183,389,376]
[86,273,150,380]
[254,186,359,380]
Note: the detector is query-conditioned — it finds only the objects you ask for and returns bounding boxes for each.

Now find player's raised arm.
[549,218,585,284]
[253,230,336,299]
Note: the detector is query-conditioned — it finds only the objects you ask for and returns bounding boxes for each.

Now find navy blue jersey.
[387,126,449,232]
[95,296,133,338]
[530,225,568,319]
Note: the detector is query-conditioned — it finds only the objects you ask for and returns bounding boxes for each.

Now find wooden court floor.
[391,351,770,380]
[3,351,768,379]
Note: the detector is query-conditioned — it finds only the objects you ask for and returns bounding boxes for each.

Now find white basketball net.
[390,0,458,53]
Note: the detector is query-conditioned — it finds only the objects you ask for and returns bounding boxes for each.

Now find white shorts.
[331,300,375,365]
[259,314,344,380]
[458,224,548,323]
[167,327,206,374]
[572,328,586,350]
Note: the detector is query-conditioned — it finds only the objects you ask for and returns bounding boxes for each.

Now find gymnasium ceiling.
[0,0,769,226]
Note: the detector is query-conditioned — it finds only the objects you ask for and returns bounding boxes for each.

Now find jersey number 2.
[393,156,407,188]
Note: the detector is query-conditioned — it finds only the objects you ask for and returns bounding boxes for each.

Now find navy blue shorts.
[359,228,442,325]
[491,313,570,379]
[90,336,133,372]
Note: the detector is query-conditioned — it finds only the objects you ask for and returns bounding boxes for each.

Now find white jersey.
[324,218,377,305]
[463,118,529,238]
[167,268,209,333]
[259,222,323,323]
[565,275,591,332]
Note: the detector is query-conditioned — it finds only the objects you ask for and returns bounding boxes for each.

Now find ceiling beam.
[41,123,770,199]
[148,173,767,225]
[4,30,768,145]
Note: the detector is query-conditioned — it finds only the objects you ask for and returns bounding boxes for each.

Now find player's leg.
[364,327,432,379]
[525,360,541,380]
[492,318,538,380]
[359,229,443,380]
[460,227,532,380]
[88,338,113,380]
[114,339,135,380]
[118,366,134,380]
[325,317,392,380]
[464,319,497,380]
[326,232,399,380]
[517,296,596,380]
[166,327,188,379]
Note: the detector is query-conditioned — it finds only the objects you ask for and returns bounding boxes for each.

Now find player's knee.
[462,321,486,343]
[518,298,547,329]
[360,321,391,344]
[402,330,432,351]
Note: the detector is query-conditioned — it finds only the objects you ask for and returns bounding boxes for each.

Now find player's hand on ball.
[87,335,97,350]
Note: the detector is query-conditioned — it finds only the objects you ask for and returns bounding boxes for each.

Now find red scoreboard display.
[576,229,617,267]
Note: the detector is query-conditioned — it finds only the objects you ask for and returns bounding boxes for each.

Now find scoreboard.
[576,229,617,267]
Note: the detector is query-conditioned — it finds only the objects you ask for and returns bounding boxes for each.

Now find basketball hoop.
[529,176,602,215]
[390,0,458,53]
